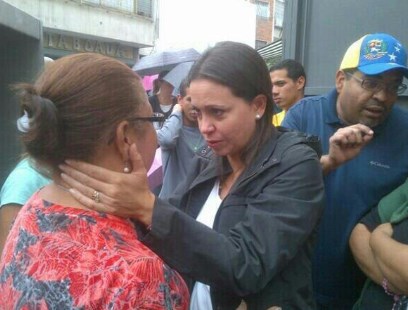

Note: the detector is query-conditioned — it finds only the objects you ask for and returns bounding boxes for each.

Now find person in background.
[150,76,160,96]
[282,33,408,309]
[59,41,325,309]
[149,70,177,128]
[350,178,408,309]
[269,59,306,126]
[0,157,50,255]
[0,56,55,256]
[0,53,189,309]
[157,78,206,199]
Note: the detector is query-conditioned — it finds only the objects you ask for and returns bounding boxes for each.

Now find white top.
[190,180,222,310]
[160,104,173,113]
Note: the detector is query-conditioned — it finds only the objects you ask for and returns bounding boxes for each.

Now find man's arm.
[349,223,384,285]
[370,223,408,294]
[156,104,183,149]
[321,124,374,175]
[283,105,373,175]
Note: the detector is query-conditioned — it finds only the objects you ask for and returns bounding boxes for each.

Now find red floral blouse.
[0,193,189,309]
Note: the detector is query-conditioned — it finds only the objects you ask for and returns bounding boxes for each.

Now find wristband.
[382,278,400,302]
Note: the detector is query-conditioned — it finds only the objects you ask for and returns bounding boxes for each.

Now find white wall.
[3,0,156,47]
[157,0,256,52]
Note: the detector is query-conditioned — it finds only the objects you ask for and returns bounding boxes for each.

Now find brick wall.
[254,0,274,44]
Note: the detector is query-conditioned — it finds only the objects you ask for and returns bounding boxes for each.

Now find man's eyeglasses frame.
[344,71,407,95]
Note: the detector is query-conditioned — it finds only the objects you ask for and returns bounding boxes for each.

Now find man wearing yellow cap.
[282,33,408,309]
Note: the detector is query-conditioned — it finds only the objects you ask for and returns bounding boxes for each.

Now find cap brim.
[359,63,408,78]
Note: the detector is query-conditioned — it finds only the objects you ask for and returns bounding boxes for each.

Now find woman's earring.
[124,161,131,173]
[256,114,261,120]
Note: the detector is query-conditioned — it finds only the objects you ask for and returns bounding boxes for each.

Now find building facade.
[3,0,159,65]
[252,0,284,49]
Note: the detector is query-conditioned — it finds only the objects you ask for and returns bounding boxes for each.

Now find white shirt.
[190,180,222,310]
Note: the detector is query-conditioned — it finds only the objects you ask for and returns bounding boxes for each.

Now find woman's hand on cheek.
[59,143,155,226]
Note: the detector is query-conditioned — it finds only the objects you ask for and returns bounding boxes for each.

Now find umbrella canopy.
[133,48,200,76]
[163,61,195,95]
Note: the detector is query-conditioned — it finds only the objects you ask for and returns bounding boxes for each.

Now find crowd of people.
[0,32,408,310]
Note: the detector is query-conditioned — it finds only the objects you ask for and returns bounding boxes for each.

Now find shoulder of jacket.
[275,127,322,158]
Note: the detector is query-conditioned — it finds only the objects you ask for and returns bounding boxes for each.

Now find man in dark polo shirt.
[282,33,408,309]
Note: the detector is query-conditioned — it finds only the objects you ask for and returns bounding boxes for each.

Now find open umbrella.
[162,61,195,96]
[133,48,200,76]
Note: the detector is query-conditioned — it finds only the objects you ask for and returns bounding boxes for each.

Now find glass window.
[275,0,284,28]
[256,1,270,19]
[137,0,152,17]
[101,0,134,13]
[80,0,152,17]
[82,0,100,4]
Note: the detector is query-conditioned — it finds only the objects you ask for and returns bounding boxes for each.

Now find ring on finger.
[91,190,101,203]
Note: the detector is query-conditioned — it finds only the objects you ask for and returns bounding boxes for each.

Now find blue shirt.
[157,110,205,200]
[282,89,408,307]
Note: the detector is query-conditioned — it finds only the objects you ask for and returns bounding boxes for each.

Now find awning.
[257,39,283,60]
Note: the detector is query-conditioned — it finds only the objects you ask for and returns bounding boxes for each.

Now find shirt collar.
[324,89,342,126]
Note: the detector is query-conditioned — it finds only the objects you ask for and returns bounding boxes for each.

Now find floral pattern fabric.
[0,193,189,309]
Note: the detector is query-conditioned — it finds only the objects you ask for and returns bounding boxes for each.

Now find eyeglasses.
[129,112,165,123]
[345,72,407,95]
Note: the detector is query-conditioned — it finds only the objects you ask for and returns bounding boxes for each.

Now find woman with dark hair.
[0,53,189,309]
[59,42,325,309]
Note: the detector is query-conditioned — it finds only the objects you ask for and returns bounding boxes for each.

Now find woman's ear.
[114,121,134,173]
[114,121,131,161]
[252,94,267,118]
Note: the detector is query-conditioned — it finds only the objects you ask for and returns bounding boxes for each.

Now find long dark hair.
[188,41,275,166]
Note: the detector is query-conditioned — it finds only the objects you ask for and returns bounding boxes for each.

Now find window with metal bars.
[137,0,152,17]
[80,0,152,17]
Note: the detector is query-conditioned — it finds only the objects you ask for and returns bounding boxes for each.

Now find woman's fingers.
[58,145,154,221]
[60,169,116,210]
[68,187,116,213]
[59,161,115,194]
[129,143,148,176]
[63,159,119,184]
[60,167,95,194]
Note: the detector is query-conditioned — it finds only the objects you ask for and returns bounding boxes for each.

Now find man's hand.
[321,124,373,174]
[173,103,182,113]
